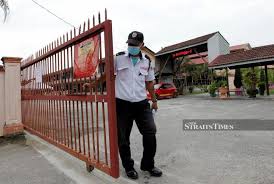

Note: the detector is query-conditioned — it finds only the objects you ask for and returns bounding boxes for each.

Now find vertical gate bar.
[102,101,108,165]
[43,58,46,136]
[34,65,37,131]
[41,58,45,135]
[90,98,96,160]
[27,68,30,128]
[58,48,63,144]
[27,68,30,127]
[32,65,36,130]
[57,46,63,144]
[65,40,70,147]
[52,52,56,141]
[34,63,38,131]
[50,53,55,140]
[64,45,69,147]
[99,29,109,165]
[95,78,100,162]
[74,27,82,153]
[81,100,86,155]
[61,45,67,146]
[68,39,73,149]
[46,54,50,137]
[41,59,45,136]
[31,65,34,129]
[54,40,61,143]
[41,60,45,135]
[85,100,91,158]
[59,47,64,144]
[35,64,39,132]
[77,100,81,153]
[48,56,51,138]
[104,20,119,178]
[29,66,33,128]
[54,51,58,142]
[71,68,76,150]
[70,32,77,150]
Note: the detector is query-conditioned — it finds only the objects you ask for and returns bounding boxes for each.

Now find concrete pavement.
[0,135,75,184]
[1,95,274,184]
[130,95,274,183]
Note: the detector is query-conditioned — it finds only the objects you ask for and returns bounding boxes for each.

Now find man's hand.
[151,101,158,111]
[83,83,90,92]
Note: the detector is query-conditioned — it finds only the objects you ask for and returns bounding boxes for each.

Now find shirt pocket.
[139,68,148,81]
[117,65,130,81]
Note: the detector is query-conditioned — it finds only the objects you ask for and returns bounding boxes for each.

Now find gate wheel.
[86,163,95,172]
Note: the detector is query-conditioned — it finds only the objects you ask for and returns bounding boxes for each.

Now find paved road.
[0,135,76,184]
[128,95,274,184]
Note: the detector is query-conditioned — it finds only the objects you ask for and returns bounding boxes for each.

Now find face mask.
[128,46,140,56]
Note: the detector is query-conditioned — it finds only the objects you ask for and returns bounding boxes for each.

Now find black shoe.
[141,167,163,177]
[126,168,138,180]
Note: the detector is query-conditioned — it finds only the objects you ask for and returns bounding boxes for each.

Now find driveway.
[128,95,274,184]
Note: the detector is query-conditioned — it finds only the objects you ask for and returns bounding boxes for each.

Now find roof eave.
[155,41,208,57]
[209,57,274,69]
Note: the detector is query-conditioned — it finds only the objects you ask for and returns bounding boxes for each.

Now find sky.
[1,0,274,63]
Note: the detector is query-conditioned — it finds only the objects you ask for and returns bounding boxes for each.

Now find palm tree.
[0,0,9,22]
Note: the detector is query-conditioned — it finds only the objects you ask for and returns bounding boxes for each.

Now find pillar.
[265,65,270,96]
[1,57,23,137]
[226,67,230,96]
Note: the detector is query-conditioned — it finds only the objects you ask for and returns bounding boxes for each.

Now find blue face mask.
[128,46,140,56]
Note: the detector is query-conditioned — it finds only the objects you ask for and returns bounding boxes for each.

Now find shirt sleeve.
[145,65,155,81]
[114,56,117,75]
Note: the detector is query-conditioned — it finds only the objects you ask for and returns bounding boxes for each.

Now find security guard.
[115,31,162,179]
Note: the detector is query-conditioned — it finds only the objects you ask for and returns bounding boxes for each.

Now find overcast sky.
[1,0,274,62]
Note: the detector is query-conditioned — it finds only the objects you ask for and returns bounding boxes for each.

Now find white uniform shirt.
[114,52,155,102]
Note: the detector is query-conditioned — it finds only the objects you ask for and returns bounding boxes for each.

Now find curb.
[25,132,138,184]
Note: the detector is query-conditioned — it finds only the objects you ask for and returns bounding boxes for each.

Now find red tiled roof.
[156,32,217,56]
[209,44,274,68]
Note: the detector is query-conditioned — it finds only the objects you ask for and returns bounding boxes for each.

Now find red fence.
[21,10,119,178]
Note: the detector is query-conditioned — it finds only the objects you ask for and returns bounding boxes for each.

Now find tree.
[233,68,243,88]
[259,69,266,82]
[0,0,9,22]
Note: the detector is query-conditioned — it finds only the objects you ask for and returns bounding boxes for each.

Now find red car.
[147,82,178,100]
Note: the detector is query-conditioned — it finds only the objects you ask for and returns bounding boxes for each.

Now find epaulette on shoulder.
[144,54,152,71]
[116,51,126,56]
[144,54,151,61]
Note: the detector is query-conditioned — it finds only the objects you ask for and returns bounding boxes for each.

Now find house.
[155,32,230,83]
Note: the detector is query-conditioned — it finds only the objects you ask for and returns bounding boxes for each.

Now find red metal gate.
[21,10,119,178]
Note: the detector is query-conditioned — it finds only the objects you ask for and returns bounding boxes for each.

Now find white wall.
[0,71,5,136]
[208,32,230,63]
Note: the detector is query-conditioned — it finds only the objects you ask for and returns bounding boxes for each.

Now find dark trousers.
[116,98,157,171]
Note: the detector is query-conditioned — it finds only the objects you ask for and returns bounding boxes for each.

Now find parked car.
[147,82,178,100]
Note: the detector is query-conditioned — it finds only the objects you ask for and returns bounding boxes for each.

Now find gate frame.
[21,17,119,178]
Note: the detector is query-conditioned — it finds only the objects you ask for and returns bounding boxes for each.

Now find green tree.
[0,0,9,22]
[259,69,266,82]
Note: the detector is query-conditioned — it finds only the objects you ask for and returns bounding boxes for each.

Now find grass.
[270,89,274,95]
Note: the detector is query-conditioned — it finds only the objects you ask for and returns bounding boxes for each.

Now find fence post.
[1,57,23,137]
[0,66,4,136]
